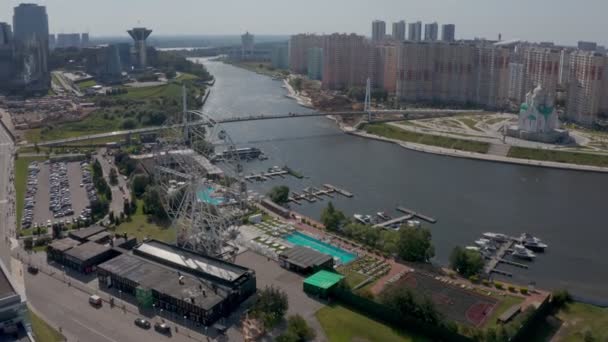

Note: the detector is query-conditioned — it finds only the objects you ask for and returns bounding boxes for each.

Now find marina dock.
[396,207,437,224]
[244,167,301,182]
[287,184,354,204]
[482,238,530,276]
[372,214,414,228]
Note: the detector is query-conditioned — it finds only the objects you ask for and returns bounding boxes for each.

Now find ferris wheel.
[153,87,247,258]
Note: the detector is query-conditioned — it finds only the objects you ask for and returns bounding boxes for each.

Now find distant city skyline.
[1,0,607,46]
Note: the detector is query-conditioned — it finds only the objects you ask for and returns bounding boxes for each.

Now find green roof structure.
[304,270,344,290]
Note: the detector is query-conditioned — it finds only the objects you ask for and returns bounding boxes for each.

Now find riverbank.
[282,77,315,109]
[349,127,608,174]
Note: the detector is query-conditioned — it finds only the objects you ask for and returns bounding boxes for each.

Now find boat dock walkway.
[396,207,437,224]
[245,168,290,182]
[372,214,414,228]
[483,238,530,277]
[287,184,354,204]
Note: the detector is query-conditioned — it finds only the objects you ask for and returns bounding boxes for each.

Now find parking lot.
[22,161,93,230]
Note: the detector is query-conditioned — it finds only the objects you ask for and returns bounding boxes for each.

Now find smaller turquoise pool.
[285,232,357,264]
[196,186,224,205]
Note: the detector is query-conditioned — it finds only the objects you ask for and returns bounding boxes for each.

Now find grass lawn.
[15,157,46,230]
[76,79,97,89]
[549,302,608,341]
[316,304,429,342]
[457,117,484,132]
[24,111,124,143]
[118,83,182,100]
[29,309,64,342]
[508,146,608,167]
[175,72,199,81]
[365,123,490,154]
[114,199,175,243]
[481,294,525,330]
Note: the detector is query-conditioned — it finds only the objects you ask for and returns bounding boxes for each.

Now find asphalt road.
[25,270,201,342]
[0,120,15,268]
[96,149,130,216]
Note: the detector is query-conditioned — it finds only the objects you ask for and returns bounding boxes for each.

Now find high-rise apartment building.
[375,44,398,94]
[520,47,561,104]
[271,44,289,70]
[0,23,14,86]
[424,22,439,41]
[392,21,406,42]
[566,51,607,124]
[81,33,90,48]
[57,33,81,48]
[12,3,50,93]
[474,45,511,108]
[396,42,476,104]
[372,20,386,42]
[307,47,323,81]
[441,24,456,42]
[322,34,373,90]
[48,33,55,50]
[508,62,525,103]
[577,41,597,52]
[83,45,123,84]
[288,34,323,74]
[241,32,254,57]
[408,22,422,41]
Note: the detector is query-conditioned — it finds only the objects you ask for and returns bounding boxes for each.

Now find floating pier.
[372,214,414,229]
[244,167,301,182]
[287,184,354,204]
[396,207,437,224]
[322,184,353,198]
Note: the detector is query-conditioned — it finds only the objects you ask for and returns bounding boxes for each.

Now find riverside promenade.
[348,129,608,174]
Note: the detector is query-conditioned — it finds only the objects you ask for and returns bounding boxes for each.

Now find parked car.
[134,318,151,329]
[154,322,171,335]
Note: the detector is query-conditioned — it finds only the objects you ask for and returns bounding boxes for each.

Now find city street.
[96,149,131,216]
[0,120,16,269]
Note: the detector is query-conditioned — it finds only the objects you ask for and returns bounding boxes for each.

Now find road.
[96,149,131,216]
[25,269,204,342]
[0,118,16,269]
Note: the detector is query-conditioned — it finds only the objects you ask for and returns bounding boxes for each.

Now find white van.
[89,294,102,306]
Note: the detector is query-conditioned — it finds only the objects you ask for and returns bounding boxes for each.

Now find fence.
[332,288,473,342]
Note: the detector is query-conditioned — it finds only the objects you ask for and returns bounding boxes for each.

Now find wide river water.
[196,58,608,302]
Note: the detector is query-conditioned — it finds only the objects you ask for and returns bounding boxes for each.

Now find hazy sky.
[1,0,606,46]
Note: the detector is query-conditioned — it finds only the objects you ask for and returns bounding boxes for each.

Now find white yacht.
[483,232,510,243]
[353,214,372,225]
[465,246,481,252]
[475,238,497,251]
[512,244,536,260]
[520,233,548,252]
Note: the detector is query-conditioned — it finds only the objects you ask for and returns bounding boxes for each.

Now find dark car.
[154,322,171,335]
[134,318,151,329]
[26,265,38,274]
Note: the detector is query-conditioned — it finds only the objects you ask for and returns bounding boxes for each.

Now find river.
[196,58,608,302]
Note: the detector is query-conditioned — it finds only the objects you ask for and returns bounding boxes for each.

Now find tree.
[121,118,137,129]
[23,237,33,250]
[290,77,303,92]
[396,226,435,262]
[267,186,290,205]
[281,315,315,342]
[380,284,443,325]
[131,174,150,198]
[449,246,484,278]
[109,168,119,186]
[251,286,289,330]
[142,186,167,220]
[320,202,345,232]
[109,211,115,224]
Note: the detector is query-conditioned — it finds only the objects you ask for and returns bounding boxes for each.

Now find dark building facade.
[12,3,50,93]
[97,240,256,326]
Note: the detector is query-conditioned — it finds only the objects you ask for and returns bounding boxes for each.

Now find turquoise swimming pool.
[285,231,357,264]
[196,186,224,205]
